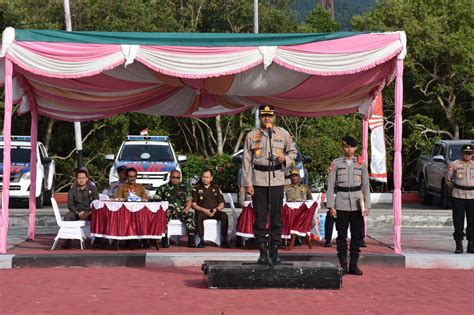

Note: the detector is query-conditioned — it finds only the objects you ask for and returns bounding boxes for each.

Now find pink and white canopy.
[1,27,406,254]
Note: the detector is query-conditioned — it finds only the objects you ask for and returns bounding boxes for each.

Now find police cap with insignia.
[342,135,357,147]
[462,144,474,153]
[289,168,300,176]
[259,105,275,115]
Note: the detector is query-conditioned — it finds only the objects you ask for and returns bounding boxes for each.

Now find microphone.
[266,123,273,139]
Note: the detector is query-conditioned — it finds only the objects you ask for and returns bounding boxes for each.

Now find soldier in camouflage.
[154,170,196,248]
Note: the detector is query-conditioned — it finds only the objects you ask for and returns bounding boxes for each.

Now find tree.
[352,0,474,140]
[298,3,341,33]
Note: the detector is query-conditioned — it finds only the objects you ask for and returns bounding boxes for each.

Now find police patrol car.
[106,135,187,190]
[0,136,56,208]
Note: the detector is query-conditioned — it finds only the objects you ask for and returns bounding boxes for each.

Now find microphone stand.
[267,128,275,266]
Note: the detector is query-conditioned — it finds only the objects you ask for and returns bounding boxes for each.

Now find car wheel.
[440,182,451,209]
[44,179,55,206]
[36,187,44,209]
[419,176,433,206]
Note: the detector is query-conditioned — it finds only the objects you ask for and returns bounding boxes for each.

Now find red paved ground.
[0,266,472,314]
[8,234,393,255]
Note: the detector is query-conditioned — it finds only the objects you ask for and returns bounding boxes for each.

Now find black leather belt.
[336,185,362,192]
[253,164,283,172]
[454,183,474,191]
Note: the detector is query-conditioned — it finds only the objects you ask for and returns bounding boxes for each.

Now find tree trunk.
[216,115,223,155]
[44,118,55,150]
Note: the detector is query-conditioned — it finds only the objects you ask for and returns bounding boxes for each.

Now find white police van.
[106,136,187,190]
[0,136,56,208]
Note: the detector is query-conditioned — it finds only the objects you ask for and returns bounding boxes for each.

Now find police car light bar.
[126,135,169,141]
[0,135,32,141]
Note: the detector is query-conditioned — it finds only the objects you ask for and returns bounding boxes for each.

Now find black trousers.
[253,185,284,245]
[335,210,364,259]
[325,210,365,241]
[195,210,229,238]
[64,211,90,221]
[452,197,474,241]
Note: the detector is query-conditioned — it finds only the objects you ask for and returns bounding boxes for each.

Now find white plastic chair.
[227,193,239,241]
[195,219,221,246]
[168,219,187,244]
[50,197,88,251]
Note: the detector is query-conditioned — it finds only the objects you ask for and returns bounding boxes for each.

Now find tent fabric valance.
[1,28,405,121]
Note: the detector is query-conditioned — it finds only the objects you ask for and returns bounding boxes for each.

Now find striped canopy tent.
[0,27,406,254]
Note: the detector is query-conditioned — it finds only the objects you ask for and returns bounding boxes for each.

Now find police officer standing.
[285,168,312,202]
[326,135,371,275]
[242,105,297,264]
[447,144,474,254]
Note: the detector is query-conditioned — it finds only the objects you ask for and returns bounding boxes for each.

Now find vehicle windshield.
[118,144,174,162]
[449,145,474,161]
[0,146,31,163]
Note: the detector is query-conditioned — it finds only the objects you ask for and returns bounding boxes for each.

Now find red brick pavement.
[0,267,472,314]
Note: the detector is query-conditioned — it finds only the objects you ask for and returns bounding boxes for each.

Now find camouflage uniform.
[154,183,196,234]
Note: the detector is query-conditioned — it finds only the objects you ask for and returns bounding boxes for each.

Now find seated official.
[107,165,128,197]
[63,167,99,248]
[284,168,312,202]
[115,167,148,201]
[154,170,196,248]
[192,169,230,248]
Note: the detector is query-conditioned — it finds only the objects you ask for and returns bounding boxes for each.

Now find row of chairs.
[50,194,241,250]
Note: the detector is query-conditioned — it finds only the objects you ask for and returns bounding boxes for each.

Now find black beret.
[116,165,128,173]
[342,135,357,147]
[259,105,275,115]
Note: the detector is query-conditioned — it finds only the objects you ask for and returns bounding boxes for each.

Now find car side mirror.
[433,155,445,163]
[303,156,312,164]
[105,154,115,161]
[41,157,52,164]
[177,155,187,162]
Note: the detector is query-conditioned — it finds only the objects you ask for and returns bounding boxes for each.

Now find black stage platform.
[202,260,342,289]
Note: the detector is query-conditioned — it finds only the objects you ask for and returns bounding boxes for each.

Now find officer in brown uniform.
[447,144,474,254]
[326,135,371,275]
[242,105,297,264]
[192,169,230,248]
[285,168,312,202]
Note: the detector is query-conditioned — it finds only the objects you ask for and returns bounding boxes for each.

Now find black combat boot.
[454,240,463,254]
[348,256,363,275]
[324,239,332,247]
[234,236,243,248]
[269,244,282,264]
[467,240,474,254]
[187,234,196,248]
[360,239,367,248]
[160,234,170,248]
[338,254,348,274]
[257,243,269,265]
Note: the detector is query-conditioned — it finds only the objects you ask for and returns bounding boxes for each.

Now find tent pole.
[1,57,13,254]
[253,0,260,128]
[28,96,38,240]
[393,59,404,254]
[362,115,369,237]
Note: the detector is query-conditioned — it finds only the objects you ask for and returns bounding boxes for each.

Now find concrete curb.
[405,253,474,270]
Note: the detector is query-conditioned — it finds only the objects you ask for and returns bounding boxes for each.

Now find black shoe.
[61,239,71,249]
[221,239,231,248]
[338,255,348,275]
[234,236,243,248]
[269,244,282,264]
[324,239,332,247]
[92,238,106,249]
[257,243,269,265]
[141,239,150,249]
[348,265,363,275]
[467,240,473,254]
[160,235,170,248]
[295,236,303,247]
[360,239,367,248]
[197,240,206,248]
[455,240,463,254]
[187,235,196,248]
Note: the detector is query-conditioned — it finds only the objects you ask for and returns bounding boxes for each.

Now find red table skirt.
[91,203,167,240]
[236,201,318,239]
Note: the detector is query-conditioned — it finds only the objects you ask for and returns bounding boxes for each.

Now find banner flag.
[369,94,387,183]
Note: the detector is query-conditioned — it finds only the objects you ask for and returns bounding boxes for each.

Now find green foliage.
[298,4,341,33]
[180,154,238,192]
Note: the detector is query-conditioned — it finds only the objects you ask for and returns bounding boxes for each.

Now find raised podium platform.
[202,260,342,289]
